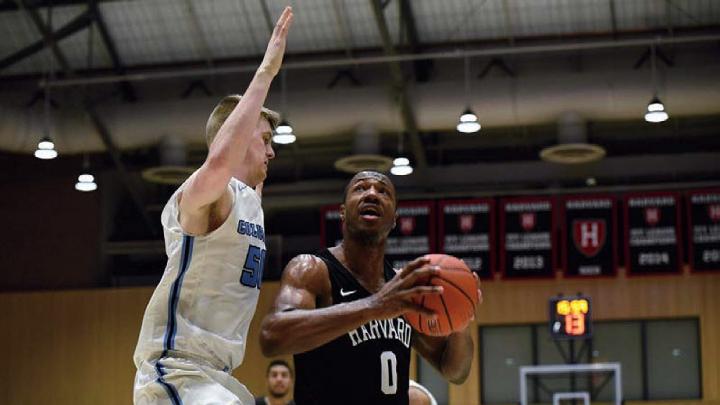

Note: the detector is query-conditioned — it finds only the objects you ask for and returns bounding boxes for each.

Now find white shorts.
[134,356,254,405]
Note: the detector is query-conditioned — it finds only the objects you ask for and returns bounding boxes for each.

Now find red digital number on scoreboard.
[550,296,592,339]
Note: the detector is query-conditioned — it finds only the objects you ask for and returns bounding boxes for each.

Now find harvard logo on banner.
[500,197,555,278]
[563,196,616,277]
[438,199,495,279]
[688,190,720,272]
[399,216,416,236]
[624,193,681,275]
[573,220,606,257]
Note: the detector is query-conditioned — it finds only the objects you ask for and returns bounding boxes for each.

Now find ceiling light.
[75,173,97,192]
[644,44,669,123]
[391,156,413,176]
[34,136,58,159]
[457,108,481,133]
[273,120,296,144]
[644,96,669,123]
[393,157,409,166]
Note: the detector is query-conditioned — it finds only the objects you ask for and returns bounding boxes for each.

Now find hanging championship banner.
[320,205,343,248]
[500,197,555,278]
[562,195,617,277]
[438,199,495,279]
[688,190,720,272]
[624,193,681,275]
[386,201,436,270]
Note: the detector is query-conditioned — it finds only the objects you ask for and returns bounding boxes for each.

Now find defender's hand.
[258,6,294,77]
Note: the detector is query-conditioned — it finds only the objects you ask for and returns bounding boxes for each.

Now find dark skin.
[260,171,480,384]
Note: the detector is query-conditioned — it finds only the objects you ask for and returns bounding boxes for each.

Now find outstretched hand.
[259,6,294,77]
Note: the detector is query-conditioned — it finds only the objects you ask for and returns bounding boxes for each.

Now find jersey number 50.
[240,245,266,289]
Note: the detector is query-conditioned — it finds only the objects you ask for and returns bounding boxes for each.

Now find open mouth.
[359,205,381,220]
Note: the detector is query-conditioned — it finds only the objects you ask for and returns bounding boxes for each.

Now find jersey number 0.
[380,351,398,395]
[240,245,266,289]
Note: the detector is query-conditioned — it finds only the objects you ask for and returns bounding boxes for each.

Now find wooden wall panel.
[0,175,103,291]
[0,273,718,404]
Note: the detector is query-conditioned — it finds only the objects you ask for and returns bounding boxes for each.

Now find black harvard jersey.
[293,249,412,405]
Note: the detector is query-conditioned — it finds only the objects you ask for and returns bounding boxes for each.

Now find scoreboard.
[549,296,592,339]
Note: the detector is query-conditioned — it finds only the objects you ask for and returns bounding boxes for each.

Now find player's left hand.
[470,272,483,320]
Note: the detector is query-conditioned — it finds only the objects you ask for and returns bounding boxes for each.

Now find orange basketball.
[404,254,479,336]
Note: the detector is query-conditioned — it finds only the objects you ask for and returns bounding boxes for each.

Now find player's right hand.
[365,257,443,320]
[258,6,294,77]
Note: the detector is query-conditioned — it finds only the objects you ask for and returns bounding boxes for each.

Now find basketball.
[405,254,480,336]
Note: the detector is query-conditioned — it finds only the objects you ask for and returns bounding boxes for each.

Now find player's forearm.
[207,71,274,172]
[438,328,474,384]
[259,298,377,357]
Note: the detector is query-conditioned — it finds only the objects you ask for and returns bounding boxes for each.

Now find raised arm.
[180,7,293,215]
[260,256,443,357]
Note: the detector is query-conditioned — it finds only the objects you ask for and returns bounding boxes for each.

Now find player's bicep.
[179,161,232,213]
[272,254,329,312]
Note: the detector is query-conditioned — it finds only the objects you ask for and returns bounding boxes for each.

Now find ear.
[340,204,346,222]
[392,211,398,229]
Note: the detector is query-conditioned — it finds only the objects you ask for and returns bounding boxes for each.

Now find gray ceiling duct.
[334,123,393,174]
[540,112,606,164]
[141,135,196,185]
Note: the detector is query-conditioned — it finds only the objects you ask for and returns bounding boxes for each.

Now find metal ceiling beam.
[502,0,516,46]
[15,0,157,236]
[608,0,618,39]
[398,0,432,82]
[665,0,675,37]
[369,0,427,170]
[88,0,136,102]
[84,101,158,236]
[0,0,120,12]
[35,32,720,88]
[331,0,355,59]
[16,0,73,73]
[184,0,214,68]
[0,9,91,71]
[258,0,274,35]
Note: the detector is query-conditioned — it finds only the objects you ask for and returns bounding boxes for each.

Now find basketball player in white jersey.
[133,7,294,405]
[408,380,438,405]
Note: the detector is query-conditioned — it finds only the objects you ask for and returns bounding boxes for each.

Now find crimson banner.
[386,201,436,270]
[562,195,617,277]
[500,197,556,278]
[624,192,682,275]
[688,190,720,272]
[320,205,343,249]
[438,199,495,279]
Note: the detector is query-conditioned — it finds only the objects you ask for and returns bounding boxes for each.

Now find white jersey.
[134,177,266,372]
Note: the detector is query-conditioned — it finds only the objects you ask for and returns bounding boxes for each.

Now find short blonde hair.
[205,94,280,146]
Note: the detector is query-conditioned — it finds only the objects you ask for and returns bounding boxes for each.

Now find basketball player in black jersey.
[259,170,481,404]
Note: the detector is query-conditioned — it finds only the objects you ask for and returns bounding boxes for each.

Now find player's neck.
[338,240,386,289]
[233,167,258,188]
[265,395,289,405]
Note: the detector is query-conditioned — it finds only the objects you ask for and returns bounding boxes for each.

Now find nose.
[266,144,275,160]
[363,186,381,201]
